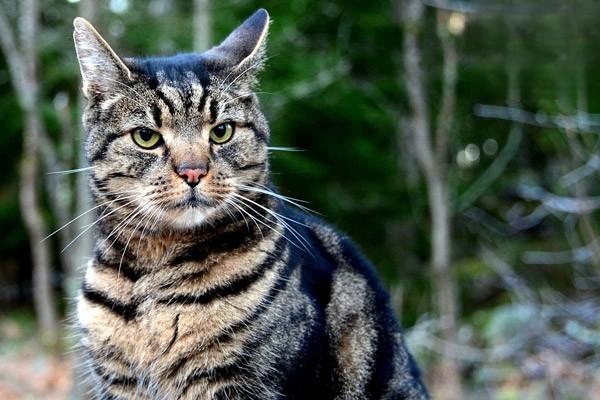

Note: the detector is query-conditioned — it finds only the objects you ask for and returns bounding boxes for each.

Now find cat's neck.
[93,199,277,269]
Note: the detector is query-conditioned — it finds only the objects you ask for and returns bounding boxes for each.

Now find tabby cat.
[73,9,428,400]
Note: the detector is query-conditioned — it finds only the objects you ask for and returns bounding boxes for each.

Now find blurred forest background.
[0,0,599,398]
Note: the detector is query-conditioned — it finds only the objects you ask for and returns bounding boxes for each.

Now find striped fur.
[74,9,428,399]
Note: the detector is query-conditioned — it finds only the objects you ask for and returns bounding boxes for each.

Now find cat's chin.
[167,207,211,229]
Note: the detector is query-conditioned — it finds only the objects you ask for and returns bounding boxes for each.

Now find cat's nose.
[176,164,207,188]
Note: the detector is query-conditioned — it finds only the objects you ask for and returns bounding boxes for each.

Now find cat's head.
[74,9,272,231]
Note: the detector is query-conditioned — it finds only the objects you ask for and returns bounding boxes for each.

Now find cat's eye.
[209,122,235,144]
[132,128,162,149]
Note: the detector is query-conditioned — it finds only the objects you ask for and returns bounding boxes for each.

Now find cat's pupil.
[140,128,153,141]
[214,125,226,137]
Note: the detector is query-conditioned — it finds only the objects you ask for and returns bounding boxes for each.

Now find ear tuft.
[203,9,270,83]
[73,17,132,97]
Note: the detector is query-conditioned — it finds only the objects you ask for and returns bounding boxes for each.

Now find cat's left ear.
[203,9,270,86]
[73,17,132,98]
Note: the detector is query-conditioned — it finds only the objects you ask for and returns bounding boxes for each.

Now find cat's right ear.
[73,17,132,98]
[203,9,270,86]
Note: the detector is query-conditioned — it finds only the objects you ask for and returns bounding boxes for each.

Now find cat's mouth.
[170,191,216,209]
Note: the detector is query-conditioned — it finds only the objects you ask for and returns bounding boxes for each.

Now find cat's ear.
[204,9,270,84]
[73,17,132,98]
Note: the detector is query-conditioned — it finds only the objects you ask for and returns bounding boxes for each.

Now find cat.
[73,8,428,400]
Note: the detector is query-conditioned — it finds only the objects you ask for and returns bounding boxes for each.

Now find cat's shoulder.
[281,206,391,301]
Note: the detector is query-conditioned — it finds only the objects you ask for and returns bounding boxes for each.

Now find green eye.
[210,122,235,144]
[132,128,162,149]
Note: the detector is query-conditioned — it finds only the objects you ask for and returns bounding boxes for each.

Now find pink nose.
[176,165,207,188]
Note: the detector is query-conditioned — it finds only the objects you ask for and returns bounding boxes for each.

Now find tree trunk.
[20,113,59,348]
[399,1,463,398]
[0,0,60,348]
[193,0,211,52]
[428,172,462,399]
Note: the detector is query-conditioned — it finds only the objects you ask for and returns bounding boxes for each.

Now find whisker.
[221,57,270,94]
[102,189,179,258]
[101,197,161,255]
[223,198,257,234]
[118,202,158,275]
[225,198,268,240]
[44,193,139,242]
[46,166,95,175]
[219,199,244,228]
[61,196,143,252]
[241,182,310,204]
[231,193,310,228]
[266,147,305,152]
[228,195,310,254]
[231,193,312,253]
[102,77,146,107]
[65,189,168,254]
[235,184,318,214]
[135,203,166,258]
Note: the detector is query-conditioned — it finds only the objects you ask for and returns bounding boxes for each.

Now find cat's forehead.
[153,70,205,104]
[129,54,237,106]
[130,54,211,85]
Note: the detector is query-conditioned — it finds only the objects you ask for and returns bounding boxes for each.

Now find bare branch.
[0,4,26,103]
[517,185,600,214]
[402,0,435,178]
[423,0,568,15]
[457,27,523,212]
[561,154,600,187]
[268,60,350,112]
[474,104,600,133]
[457,124,522,211]
[400,1,463,397]
[480,245,536,303]
[193,0,211,52]
[434,10,458,163]
[522,243,597,265]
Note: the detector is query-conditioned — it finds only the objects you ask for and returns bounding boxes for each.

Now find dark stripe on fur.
[159,240,284,305]
[89,132,121,163]
[213,386,241,400]
[180,362,244,396]
[212,267,286,344]
[164,314,180,354]
[240,122,267,142]
[82,343,134,369]
[94,249,146,282]
[165,243,291,379]
[237,162,265,171]
[156,89,176,115]
[209,99,218,123]
[106,172,137,179]
[82,283,137,321]
[166,217,270,267]
[198,88,208,114]
[152,103,162,127]
[89,175,117,200]
[94,365,138,387]
[336,236,426,397]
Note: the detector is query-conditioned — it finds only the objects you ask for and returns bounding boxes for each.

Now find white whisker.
[46,166,95,175]
[231,193,312,253]
[266,147,305,152]
[235,183,318,214]
[44,193,138,243]
[61,196,143,253]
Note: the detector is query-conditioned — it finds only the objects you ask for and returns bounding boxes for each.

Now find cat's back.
[278,206,428,399]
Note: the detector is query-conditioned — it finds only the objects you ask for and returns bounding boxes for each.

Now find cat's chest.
[79,246,279,380]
